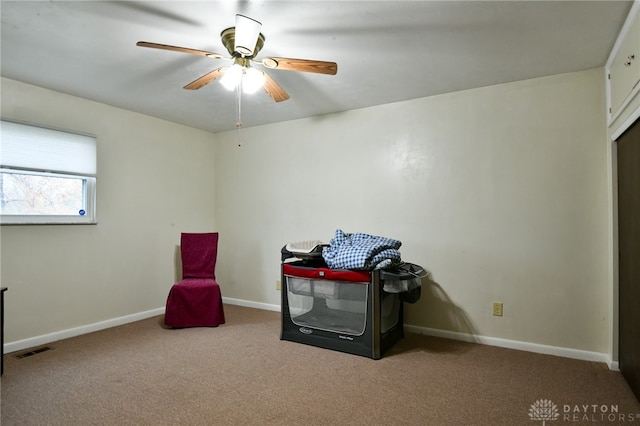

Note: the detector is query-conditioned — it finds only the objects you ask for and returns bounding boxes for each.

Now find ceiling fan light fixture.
[220,64,243,90]
[242,68,266,94]
[234,14,262,56]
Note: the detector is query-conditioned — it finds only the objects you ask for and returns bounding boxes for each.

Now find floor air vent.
[15,346,53,359]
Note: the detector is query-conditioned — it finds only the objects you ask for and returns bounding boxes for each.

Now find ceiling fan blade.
[262,57,337,75]
[137,41,224,59]
[184,67,226,90]
[263,72,290,102]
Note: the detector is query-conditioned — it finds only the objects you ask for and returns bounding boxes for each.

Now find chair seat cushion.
[164,278,226,328]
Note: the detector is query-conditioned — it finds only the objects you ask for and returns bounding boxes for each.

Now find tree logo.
[529,399,559,425]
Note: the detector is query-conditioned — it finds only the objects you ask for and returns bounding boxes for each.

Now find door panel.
[617,118,640,401]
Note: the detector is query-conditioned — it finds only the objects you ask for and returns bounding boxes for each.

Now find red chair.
[164,232,226,327]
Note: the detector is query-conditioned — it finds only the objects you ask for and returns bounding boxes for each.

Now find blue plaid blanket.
[322,229,402,270]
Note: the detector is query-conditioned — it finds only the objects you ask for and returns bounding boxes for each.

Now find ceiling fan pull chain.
[235,82,243,147]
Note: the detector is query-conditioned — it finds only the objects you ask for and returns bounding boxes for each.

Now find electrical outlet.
[492,302,503,317]
[276,280,281,291]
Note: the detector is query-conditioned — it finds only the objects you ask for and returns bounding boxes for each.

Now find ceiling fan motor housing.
[221,27,265,58]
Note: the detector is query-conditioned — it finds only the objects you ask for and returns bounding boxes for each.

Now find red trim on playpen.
[283,263,370,283]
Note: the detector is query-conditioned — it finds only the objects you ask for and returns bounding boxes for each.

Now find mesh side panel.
[286,277,368,335]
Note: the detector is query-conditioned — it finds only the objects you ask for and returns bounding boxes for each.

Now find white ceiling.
[0,1,633,133]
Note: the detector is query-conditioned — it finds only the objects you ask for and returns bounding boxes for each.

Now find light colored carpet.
[1,304,639,425]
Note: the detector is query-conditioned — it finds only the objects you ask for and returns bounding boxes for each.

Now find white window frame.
[0,119,97,225]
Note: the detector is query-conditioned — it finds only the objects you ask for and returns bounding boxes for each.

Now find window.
[0,119,97,225]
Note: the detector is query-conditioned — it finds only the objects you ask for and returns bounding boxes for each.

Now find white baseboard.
[4,299,615,370]
[2,299,276,354]
[404,324,612,366]
[223,297,280,312]
[4,307,164,354]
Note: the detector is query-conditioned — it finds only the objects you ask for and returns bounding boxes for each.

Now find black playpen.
[280,254,423,359]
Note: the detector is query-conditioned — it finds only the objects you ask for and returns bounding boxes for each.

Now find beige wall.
[1,69,611,357]
[1,78,217,343]
[215,68,610,354]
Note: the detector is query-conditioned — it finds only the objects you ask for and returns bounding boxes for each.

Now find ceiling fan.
[137,14,338,103]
